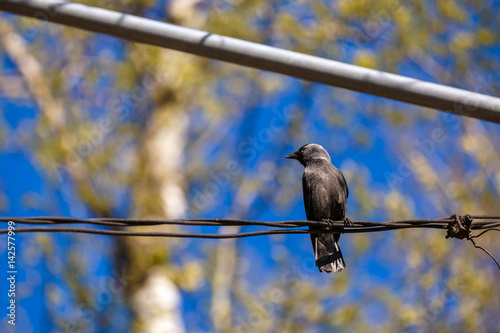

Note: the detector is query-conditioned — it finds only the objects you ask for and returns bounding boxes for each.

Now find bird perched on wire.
[286,143,349,273]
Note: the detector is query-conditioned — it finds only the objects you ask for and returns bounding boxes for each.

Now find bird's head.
[286,143,331,166]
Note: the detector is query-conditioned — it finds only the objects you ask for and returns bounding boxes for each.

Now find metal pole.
[1,0,500,124]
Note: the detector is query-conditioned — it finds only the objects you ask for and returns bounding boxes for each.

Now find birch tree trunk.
[125,1,206,332]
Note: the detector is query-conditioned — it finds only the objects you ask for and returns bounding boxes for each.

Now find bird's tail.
[312,232,345,273]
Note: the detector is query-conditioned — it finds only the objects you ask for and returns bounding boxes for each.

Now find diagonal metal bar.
[1,0,500,123]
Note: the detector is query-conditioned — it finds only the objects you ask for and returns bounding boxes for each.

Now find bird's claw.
[343,218,353,227]
[322,218,334,228]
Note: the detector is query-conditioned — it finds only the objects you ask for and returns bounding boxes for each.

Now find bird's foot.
[343,217,353,227]
[322,218,334,228]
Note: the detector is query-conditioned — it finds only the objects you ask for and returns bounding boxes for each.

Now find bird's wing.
[340,170,349,198]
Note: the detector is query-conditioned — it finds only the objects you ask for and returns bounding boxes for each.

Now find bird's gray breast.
[302,162,347,221]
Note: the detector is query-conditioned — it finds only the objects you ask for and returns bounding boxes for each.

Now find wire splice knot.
[445,214,473,240]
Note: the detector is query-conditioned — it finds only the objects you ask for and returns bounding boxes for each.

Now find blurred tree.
[0,0,499,332]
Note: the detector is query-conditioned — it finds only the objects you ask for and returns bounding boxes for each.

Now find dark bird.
[286,143,349,273]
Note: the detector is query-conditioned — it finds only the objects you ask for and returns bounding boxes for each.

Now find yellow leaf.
[477,28,495,45]
[353,50,378,69]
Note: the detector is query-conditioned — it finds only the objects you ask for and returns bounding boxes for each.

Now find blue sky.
[1,1,500,332]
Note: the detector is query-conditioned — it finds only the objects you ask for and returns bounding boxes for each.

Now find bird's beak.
[285,151,299,160]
